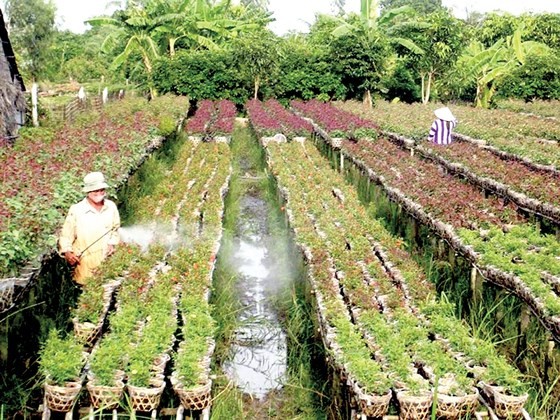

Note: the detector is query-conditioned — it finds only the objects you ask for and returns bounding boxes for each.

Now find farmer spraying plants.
[428,107,457,146]
[59,172,121,285]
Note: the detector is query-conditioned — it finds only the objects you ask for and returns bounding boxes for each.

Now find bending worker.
[428,106,457,146]
[59,172,120,285]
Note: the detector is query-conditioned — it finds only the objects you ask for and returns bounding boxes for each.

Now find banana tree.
[457,28,549,108]
[151,0,268,56]
[88,6,161,96]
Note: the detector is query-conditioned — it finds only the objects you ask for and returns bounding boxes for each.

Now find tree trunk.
[169,39,176,57]
[253,75,260,100]
[363,89,372,108]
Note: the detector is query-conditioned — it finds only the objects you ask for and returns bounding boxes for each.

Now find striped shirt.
[428,118,457,145]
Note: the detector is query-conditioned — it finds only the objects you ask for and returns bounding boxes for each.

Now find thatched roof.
[0,7,25,92]
[0,7,25,140]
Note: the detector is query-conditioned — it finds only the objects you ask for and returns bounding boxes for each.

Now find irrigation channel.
[209,123,329,418]
[0,124,329,419]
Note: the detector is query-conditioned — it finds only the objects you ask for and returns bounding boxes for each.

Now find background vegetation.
[2,0,560,107]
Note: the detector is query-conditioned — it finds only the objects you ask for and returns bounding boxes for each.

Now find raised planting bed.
[291,99,379,146]
[246,99,313,145]
[39,140,232,418]
[0,95,189,285]
[311,131,560,341]
[337,100,560,169]
[184,99,236,143]
[264,139,529,419]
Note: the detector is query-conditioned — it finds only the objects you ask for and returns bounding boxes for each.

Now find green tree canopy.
[4,0,56,81]
[380,0,443,15]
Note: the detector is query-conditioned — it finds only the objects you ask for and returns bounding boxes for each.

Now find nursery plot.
[333,136,560,339]
[264,140,529,419]
[339,100,560,168]
[337,101,560,221]
[38,100,234,418]
[497,99,560,120]
[290,100,560,339]
[0,95,188,282]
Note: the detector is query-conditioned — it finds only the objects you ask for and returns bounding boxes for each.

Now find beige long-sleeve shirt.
[59,198,120,284]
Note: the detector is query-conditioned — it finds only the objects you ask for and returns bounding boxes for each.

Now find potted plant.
[39,330,84,412]
[86,337,126,410]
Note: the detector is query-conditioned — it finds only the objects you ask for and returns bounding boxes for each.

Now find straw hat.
[82,172,109,193]
[434,107,455,122]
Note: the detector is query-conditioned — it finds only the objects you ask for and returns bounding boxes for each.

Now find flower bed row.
[0,95,189,282]
[184,99,236,142]
[337,101,560,219]
[496,99,560,119]
[40,140,232,415]
[337,100,560,168]
[291,99,379,142]
[385,132,560,226]
[245,99,313,141]
[321,133,560,340]
[264,139,528,418]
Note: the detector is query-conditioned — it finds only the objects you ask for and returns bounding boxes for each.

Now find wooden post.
[176,405,184,420]
[516,304,531,356]
[31,83,39,127]
[471,266,483,303]
[41,395,50,420]
[545,338,555,384]
[202,406,210,420]
[340,152,344,172]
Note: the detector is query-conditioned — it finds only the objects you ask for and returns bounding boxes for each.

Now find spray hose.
[77,224,120,260]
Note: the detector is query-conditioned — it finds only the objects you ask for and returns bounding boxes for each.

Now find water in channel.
[223,185,288,398]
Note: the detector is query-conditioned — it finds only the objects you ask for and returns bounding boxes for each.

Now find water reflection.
[224,195,287,399]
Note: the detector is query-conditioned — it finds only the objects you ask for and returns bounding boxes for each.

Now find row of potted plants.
[290,99,379,143]
[245,99,313,141]
[337,101,560,221]
[337,100,560,168]
[330,134,560,330]
[496,99,560,119]
[39,137,232,414]
[264,139,528,418]
[184,99,236,142]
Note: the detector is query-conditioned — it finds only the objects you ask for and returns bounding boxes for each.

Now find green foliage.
[5,0,56,81]
[0,226,34,276]
[380,0,443,15]
[157,115,176,137]
[273,36,346,101]
[230,28,280,99]
[39,329,83,385]
[498,52,560,101]
[382,58,421,102]
[152,50,250,104]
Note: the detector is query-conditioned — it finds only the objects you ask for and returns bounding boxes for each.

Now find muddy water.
[223,189,288,398]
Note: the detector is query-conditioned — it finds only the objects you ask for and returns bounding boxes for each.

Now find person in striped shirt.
[428,107,457,145]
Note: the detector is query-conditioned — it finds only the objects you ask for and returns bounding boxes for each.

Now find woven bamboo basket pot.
[436,388,479,419]
[73,319,102,347]
[126,380,165,412]
[358,389,392,418]
[86,380,124,409]
[44,381,82,412]
[174,380,212,411]
[481,383,528,419]
[396,390,433,420]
